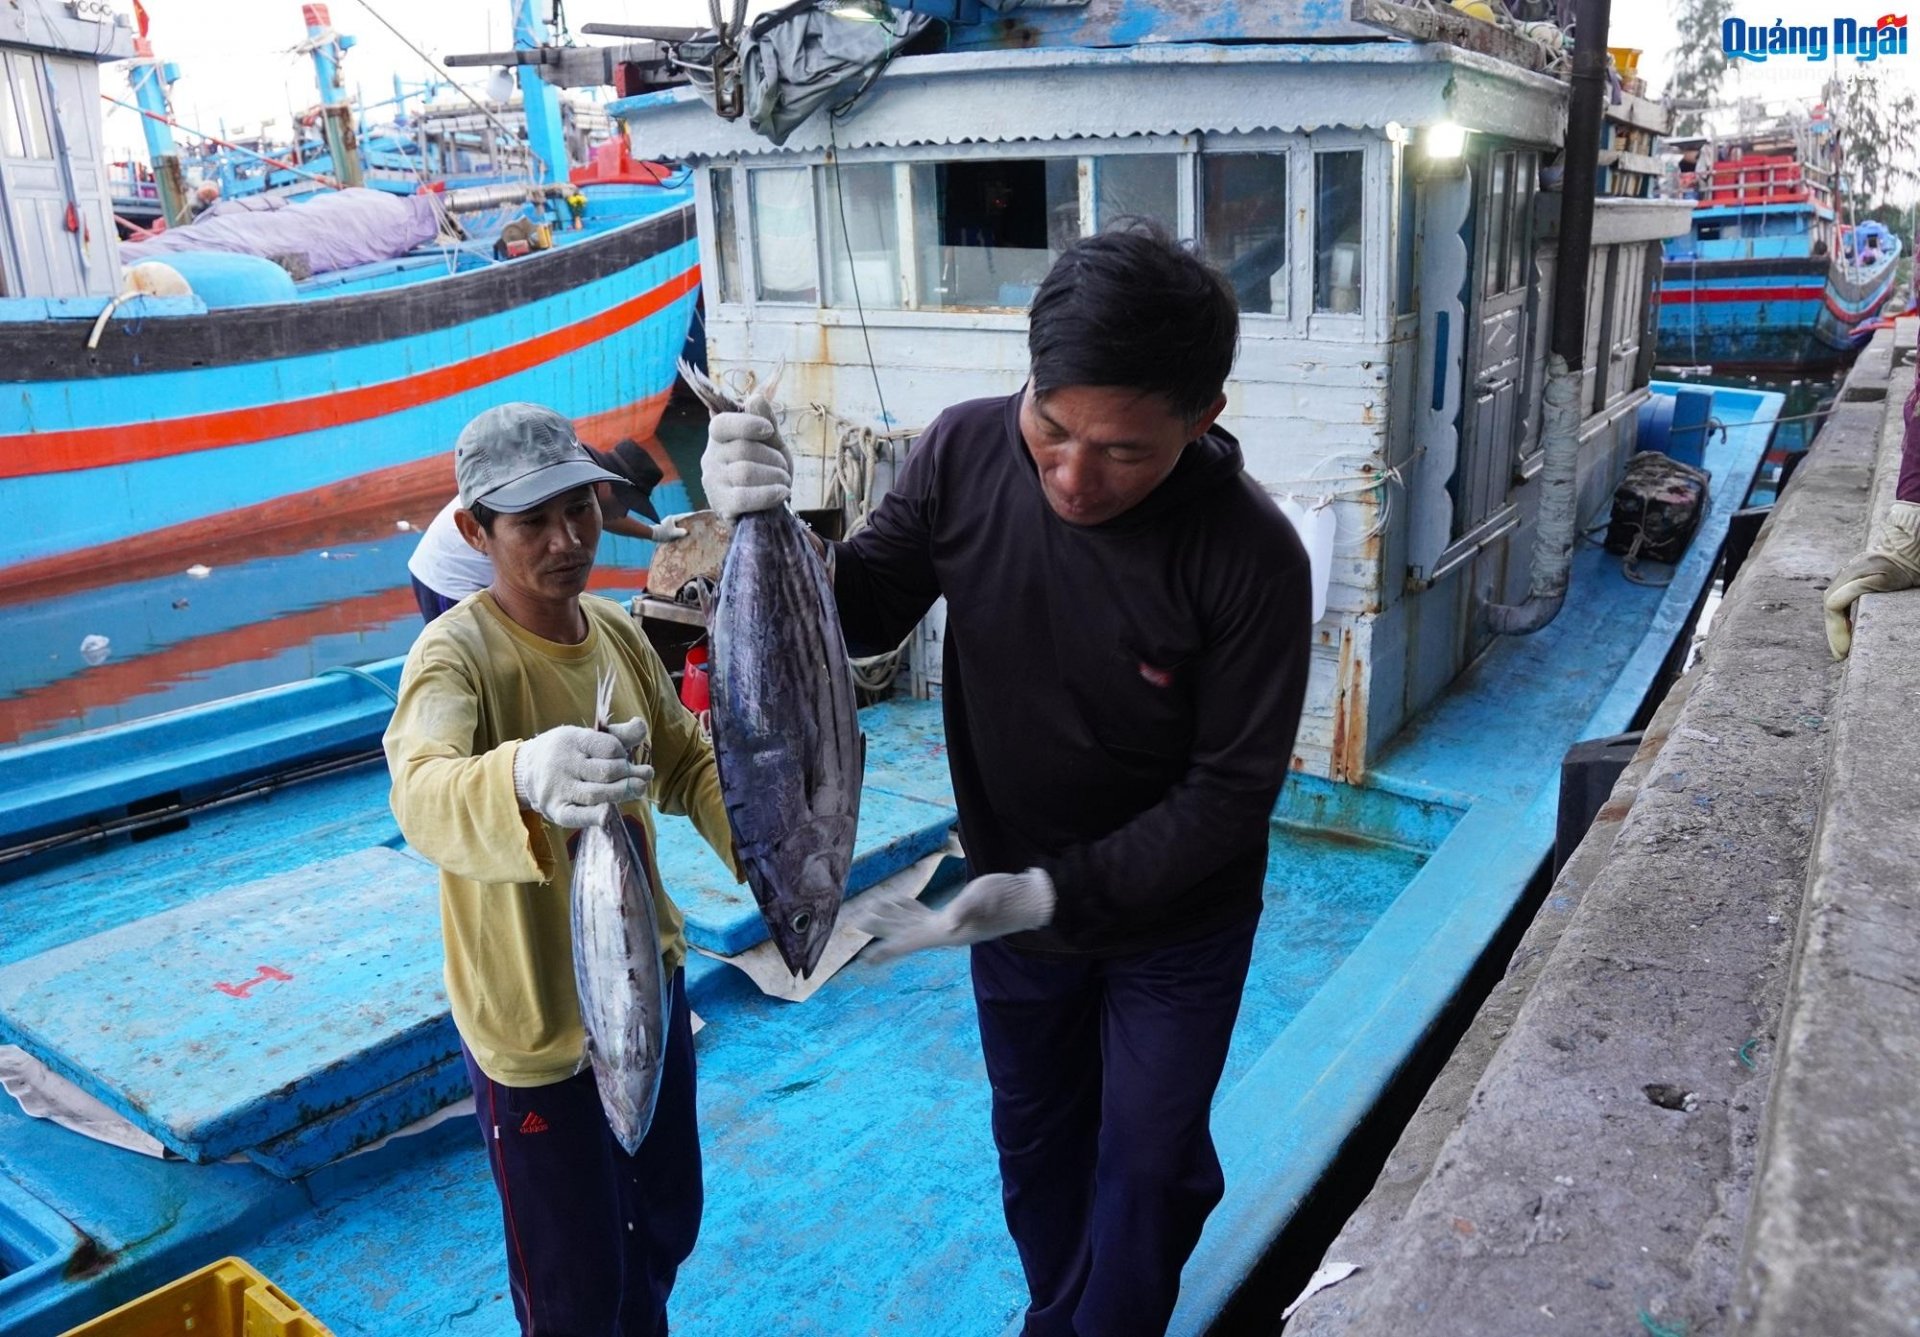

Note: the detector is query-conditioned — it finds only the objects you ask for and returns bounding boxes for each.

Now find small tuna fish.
[570,669,671,1153]
[681,361,862,977]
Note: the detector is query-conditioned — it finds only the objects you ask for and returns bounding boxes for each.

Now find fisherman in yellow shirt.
[384,402,738,1337]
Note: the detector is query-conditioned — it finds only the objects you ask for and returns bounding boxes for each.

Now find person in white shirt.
[409,434,686,622]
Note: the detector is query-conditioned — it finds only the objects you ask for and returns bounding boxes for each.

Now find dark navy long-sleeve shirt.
[831,391,1312,956]
[1901,376,1920,504]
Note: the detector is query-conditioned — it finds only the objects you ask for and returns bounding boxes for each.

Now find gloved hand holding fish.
[513,718,654,828]
[701,391,793,519]
[682,360,861,978]
[567,670,671,1154]
[847,868,1057,965]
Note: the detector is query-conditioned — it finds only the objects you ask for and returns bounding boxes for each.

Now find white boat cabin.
[613,33,1690,782]
[0,3,130,300]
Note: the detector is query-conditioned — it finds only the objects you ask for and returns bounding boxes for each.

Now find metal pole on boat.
[512,0,573,192]
[127,35,190,227]
[1486,0,1613,635]
[302,3,366,188]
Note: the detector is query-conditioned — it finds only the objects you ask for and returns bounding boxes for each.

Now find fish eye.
[791,911,813,935]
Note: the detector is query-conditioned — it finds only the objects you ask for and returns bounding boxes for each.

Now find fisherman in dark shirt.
[702,225,1312,1336]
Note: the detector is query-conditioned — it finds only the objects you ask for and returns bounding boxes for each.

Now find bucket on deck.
[60,1256,333,1336]
[1635,387,1714,470]
[680,644,711,714]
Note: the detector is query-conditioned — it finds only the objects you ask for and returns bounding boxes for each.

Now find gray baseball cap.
[454,403,623,513]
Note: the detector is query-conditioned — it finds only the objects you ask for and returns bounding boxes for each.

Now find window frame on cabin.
[706,165,744,305]
[746,164,820,306]
[706,133,1384,335]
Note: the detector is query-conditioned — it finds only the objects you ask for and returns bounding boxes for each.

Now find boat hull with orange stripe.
[0,186,700,572]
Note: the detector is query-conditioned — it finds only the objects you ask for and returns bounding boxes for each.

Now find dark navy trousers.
[460,969,700,1337]
[971,913,1259,1337]
[412,576,461,625]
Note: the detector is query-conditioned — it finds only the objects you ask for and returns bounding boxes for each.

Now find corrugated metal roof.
[611,41,1568,161]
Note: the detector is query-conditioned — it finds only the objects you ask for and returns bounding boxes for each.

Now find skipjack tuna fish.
[570,669,671,1153]
[1721,13,1908,61]
[680,361,861,978]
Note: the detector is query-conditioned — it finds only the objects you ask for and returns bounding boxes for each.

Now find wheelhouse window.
[709,168,743,304]
[2,52,53,160]
[749,167,817,304]
[1313,150,1365,314]
[1093,154,1178,233]
[1202,152,1288,317]
[912,157,1078,310]
[820,160,904,310]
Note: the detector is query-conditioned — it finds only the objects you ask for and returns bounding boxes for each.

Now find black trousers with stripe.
[460,968,700,1337]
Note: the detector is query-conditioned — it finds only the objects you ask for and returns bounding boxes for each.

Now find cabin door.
[1454,147,1538,540]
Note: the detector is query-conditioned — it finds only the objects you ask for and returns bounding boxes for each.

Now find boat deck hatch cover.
[0,846,450,1162]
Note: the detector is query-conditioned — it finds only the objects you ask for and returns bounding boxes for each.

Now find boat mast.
[126,17,189,226]
[511,0,571,188]
[301,4,365,188]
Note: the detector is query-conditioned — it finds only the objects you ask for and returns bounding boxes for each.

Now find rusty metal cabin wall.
[695,127,1415,783]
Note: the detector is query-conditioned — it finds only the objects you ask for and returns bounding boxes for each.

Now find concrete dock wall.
[1284,324,1917,1336]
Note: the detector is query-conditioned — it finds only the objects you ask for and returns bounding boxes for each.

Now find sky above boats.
[101,0,1918,187]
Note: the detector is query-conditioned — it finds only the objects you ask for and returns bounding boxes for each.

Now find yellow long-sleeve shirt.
[384,590,738,1087]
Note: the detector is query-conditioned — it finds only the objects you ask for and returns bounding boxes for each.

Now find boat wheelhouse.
[610,13,1694,785]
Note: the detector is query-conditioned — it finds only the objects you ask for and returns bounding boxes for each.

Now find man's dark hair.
[1027,221,1239,424]
[468,501,500,533]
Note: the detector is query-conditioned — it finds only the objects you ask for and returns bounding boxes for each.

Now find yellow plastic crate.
[60,1257,334,1337]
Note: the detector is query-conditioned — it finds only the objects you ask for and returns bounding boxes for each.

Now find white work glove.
[701,391,791,520]
[847,868,1056,965]
[512,719,654,829]
[1824,500,1920,658]
[650,516,688,543]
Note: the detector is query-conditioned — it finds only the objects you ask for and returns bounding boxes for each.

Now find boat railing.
[1690,156,1833,208]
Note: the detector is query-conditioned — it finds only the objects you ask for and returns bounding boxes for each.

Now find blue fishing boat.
[0,2,698,598]
[1657,114,1903,371]
[0,2,1786,1334]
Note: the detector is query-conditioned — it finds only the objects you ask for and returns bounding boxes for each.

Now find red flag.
[1875,12,1907,26]
[132,0,149,38]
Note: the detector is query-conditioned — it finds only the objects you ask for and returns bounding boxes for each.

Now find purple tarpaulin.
[122,188,445,277]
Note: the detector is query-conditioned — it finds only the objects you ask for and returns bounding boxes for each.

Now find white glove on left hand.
[650,517,688,542]
[847,868,1056,965]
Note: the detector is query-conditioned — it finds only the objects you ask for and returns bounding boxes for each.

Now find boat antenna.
[347,0,525,149]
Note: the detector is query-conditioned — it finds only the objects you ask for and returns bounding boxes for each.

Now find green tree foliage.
[1666,0,1735,137]
[1834,71,1919,208]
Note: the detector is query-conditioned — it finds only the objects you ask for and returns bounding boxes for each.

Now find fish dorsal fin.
[594,667,615,732]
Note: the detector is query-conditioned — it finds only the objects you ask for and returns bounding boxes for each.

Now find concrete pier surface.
[1285,322,1919,1336]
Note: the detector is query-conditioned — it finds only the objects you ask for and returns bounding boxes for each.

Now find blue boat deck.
[0,391,1778,1335]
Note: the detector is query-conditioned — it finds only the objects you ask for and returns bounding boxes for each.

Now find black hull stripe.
[0,203,694,383]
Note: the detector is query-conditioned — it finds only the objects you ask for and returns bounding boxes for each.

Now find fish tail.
[594,667,615,732]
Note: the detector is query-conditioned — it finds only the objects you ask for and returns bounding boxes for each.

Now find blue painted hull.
[0,186,699,574]
[1657,252,1900,371]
